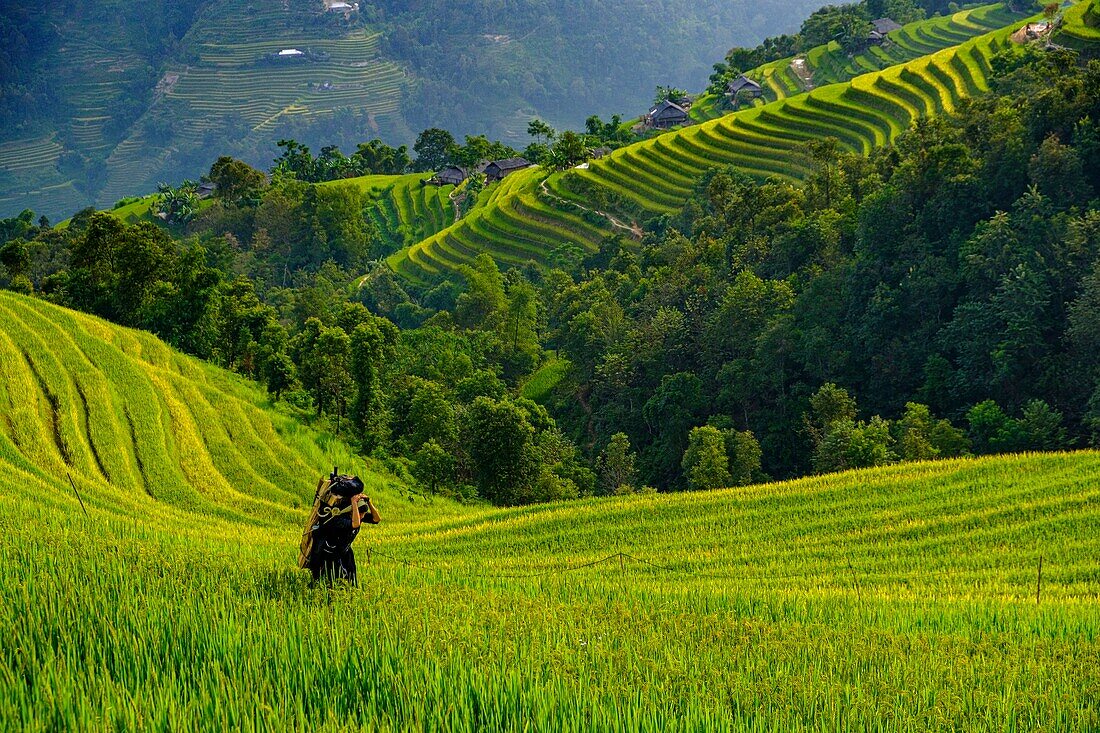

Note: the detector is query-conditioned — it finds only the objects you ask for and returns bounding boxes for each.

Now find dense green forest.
[0,0,828,221]
[3,33,1099,501]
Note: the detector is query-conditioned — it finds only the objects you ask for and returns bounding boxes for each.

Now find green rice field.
[689,3,1023,122]
[1,291,1099,731]
[332,174,458,255]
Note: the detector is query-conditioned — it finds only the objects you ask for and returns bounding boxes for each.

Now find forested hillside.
[0,0,827,221]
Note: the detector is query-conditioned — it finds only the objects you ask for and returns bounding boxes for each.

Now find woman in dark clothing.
[309,492,380,585]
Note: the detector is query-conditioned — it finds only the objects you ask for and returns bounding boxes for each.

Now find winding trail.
[447,187,462,224]
[539,177,643,240]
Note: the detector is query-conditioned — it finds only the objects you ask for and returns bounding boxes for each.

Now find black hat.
[329,475,365,498]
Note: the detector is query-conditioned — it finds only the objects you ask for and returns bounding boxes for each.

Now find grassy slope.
[387,3,1036,282]
[327,173,457,256]
[689,3,1022,122]
[1,294,1099,730]
[1058,0,1100,45]
[0,290,425,528]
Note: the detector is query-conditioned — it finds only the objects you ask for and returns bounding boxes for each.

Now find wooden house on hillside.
[868,17,902,44]
[484,157,532,182]
[645,99,690,129]
[431,166,469,186]
[429,162,492,186]
[726,75,763,107]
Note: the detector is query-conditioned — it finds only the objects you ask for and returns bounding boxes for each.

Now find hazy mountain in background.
[0,0,826,220]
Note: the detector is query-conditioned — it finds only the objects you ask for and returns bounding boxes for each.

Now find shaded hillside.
[0,0,828,221]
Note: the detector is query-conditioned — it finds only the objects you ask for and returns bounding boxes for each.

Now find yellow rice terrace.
[0,293,1097,731]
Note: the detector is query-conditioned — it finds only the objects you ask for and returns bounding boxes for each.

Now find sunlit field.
[1,292,1098,731]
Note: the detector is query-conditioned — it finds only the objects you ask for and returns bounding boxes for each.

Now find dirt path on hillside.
[447,187,461,223]
[539,178,643,239]
[790,57,815,91]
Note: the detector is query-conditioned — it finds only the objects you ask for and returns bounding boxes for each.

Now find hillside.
[387,3,1032,280]
[1,290,1097,728]
[687,3,1022,121]
[0,0,829,222]
[0,289,424,528]
[3,367,1099,730]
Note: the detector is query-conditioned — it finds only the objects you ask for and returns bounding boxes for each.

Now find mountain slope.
[387,4,1031,280]
[0,0,830,222]
[0,289,419,529]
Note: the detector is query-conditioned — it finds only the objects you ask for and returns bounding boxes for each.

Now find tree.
[406,378,458,449]
[502,280,540,376]
[67,214,175,325]
[898,402,969,461]
[966,400,1027,454]
[464,397,538,505]
[845,416,896,468]
[291,319,353,419]
[262,350,297,400]
[412,439,455,494]
[597,432,638,494]
[413,128,456,172]
[803,137,844,210]
[353,140,411,175]
[653,86,688,105]
[806,382,858,449]
[316,326,354,425]
[0,238,30,280]
[682,426,731,491]
[723,429,762,485]
[527,119,556,145]
[207,156,266,205]
[455,254,506,330]
[1028,134,1093,208]
[1020,399,1069,451]
[154,181,199,223]
[350,317,399,452]
[300,184,373,270]
[546,131,590,171]
[452,135,493,169]
[799,4,871,51]
[272,139,316,181]
[897,402,939,461]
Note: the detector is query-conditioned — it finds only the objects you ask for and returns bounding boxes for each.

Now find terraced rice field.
[164,7,406,133]
[0,1,152,219]
[94,10,408,210]
[390,168,614,281]
[690,3,1023,123]
[0,136,64,176]
[51,33,148,157]
[2,291,1099,730]
[0,135,86,223]
[1058,0,1100,46]
[569,23,1018,217]
[388,7,1030,282]
[0,180,85,225]
[331,173,457,255]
